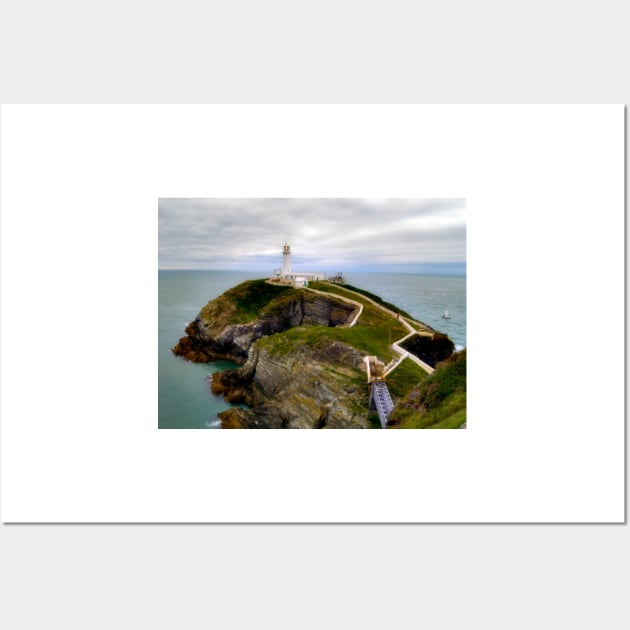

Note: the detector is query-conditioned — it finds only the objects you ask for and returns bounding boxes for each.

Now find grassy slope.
[385,358,430,400]
[196,280,297,337]
[206,279,297,324]
[388,350,467,429]
[257,282,409,362]
[213,279,406,364]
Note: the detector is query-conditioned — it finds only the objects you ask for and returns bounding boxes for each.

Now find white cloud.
[158,198,466,270]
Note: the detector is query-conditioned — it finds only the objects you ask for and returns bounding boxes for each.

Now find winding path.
[316,284,436,376]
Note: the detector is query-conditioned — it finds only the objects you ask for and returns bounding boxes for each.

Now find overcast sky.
[158,198,466,273]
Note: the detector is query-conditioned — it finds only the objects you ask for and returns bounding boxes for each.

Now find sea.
[159,270,466,429]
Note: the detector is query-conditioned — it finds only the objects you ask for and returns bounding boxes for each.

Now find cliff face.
[172,281,359,364]
[213,340,369,429]
[172,280,368,428]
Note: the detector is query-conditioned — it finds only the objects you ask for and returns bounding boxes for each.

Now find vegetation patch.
[385,358,430,401]
[249,282,409,364]
[388,350,466,429]
[257,320,404,365]
[367,411,383,429]
[222,279,296,322]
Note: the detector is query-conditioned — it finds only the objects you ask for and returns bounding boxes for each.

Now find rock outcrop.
[172,280,368,428]
[172,281,359,364]
[212,341,369,429]
[400,332,455,368]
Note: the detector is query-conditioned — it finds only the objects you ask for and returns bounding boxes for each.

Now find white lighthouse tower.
[282,243,291,276]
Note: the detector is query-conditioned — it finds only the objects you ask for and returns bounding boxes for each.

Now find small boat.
[441,310,450,319]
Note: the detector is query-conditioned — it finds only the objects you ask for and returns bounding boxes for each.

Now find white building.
[282,243,291,276]
[273,243,326,286]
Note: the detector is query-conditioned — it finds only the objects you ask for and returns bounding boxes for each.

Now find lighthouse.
[282,243,291,276]
[273,244,325,285]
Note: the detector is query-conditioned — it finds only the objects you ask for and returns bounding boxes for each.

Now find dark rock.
[212,338,369,429]
[400,332,455,368]
[172,286,359,365]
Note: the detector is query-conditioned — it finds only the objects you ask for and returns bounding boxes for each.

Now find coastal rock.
[218,408,269,429]
[172,282,359,364]
[215,338,370,429]
[171,280,368,428]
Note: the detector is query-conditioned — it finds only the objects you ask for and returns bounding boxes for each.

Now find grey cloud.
[158,198,466,269]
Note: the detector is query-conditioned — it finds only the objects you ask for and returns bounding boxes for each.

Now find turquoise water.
[159,270,256,429]
[158,270,466,429]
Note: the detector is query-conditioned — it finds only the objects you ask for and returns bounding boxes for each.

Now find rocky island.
[172,279,466,429]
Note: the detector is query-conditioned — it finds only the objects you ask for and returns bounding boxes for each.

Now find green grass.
[217,279,410,363]
[422,351,466,409]
[258,318,405,363]
[388,350,466,429]
[428,407,467,429]
[242,283,406,362]
[311,281,434,331]
[310,285,407,349]
[389,391,466,429]
[223,279,296,321]
[332,321,405,359]
[385,358,430,401]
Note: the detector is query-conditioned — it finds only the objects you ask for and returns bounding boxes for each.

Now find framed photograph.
[159,198,467,430]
